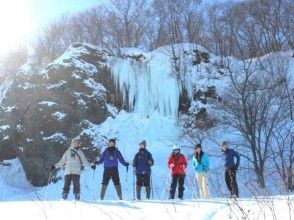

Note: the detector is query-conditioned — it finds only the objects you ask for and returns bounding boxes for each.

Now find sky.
[0,0,226,56]
[0,0,105,55]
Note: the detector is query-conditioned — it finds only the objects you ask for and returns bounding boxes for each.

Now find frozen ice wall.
[110,51,180,118]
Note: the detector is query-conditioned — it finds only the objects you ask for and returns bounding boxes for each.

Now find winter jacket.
[55,146,90,175]
[133,148,154,175]
[96,147,128,168]
[222,148,240,169]
[192,152,210,173]
[168,153,187,175]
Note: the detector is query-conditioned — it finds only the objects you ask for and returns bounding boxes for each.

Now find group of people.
[51,138,240,201]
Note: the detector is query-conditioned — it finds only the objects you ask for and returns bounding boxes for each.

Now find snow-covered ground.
[0,198,293,220]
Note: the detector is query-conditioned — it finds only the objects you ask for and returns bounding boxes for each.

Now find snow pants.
[63,174,80,195]
[169,174,185,199]
[225,168,239,197]
[196,172,209,199]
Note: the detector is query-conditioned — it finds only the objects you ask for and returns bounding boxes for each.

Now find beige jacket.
[55,146,90,175]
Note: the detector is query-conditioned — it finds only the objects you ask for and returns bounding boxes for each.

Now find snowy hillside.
[0,42,294,218]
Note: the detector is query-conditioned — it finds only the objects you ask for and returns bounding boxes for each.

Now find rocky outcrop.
[0,43,122,186]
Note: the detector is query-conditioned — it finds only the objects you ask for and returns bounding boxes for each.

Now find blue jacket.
[96,147,128,168]
[222,148,240,169]
[192,152,209,173]
[133,149,154,175]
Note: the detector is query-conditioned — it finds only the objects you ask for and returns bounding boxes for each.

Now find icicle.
[110,54,180,118]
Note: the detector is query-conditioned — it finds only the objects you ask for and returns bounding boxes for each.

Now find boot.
[146,186,151,200]
[62,191,68,200]
[74,193,80,201]
[100,185,107,200]
[136,186,142,200]
[169,187,175,200]
[178,186,185,200]
[115,184,122,200]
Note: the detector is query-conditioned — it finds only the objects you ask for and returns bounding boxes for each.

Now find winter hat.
[139,140,146,148]
[221,141,227,146]
[172,144,180,150]
[109,139,116,145]
[195,144,202,149]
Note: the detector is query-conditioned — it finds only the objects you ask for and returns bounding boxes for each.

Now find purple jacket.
[96,147,127,168]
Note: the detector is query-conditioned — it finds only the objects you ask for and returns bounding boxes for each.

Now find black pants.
[63,174,80,195]
[170,174,185,199]
[136,174,151,187]
[225,168,239,197]
[102,167,120,186]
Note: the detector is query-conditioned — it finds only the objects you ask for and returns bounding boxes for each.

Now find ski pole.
[133,168,136,200]
[125,164,129,182]
[44,171,53,200]
[150,172,154,200]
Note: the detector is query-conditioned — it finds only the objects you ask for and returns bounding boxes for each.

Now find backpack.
[70,149,84,170]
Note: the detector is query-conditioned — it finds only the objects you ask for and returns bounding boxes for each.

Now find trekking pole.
[133,168,136,200]
[125,164,129,182]
[150,171,154,200]
[44,171,53,200]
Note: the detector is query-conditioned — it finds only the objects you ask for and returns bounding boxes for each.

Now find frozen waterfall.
[110,52,180,118]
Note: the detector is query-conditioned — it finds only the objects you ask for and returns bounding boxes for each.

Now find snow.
[2,106,16,112]
[83,78,106,96]
[0,77,13,104]
[43,133,68,142]
[0,196,293,220]
[38,101,58,107]
[52,111,67,121]
[2,135,9,140]
[17,82,35,90]
[0,125,10,130]
[47,80,67,89]
[18,63,33,75]
[120,47,147,56]
[51,47,98,77]
[74,92,87,106]
[26,138,34,142]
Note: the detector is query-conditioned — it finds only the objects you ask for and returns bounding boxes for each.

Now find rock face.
[0,43,122,186]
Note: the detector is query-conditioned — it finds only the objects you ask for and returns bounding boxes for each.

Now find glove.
[148,160,153,165]
[91,165,96,170]
[234,166,239,171]
[50,165,55,171]
[125,162,130,168]
[169,163,175,168]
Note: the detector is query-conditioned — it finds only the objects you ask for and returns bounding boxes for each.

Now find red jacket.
[168,154,187,175]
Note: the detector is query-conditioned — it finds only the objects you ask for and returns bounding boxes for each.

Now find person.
[132,140,154,200]
[192,144,210,199]
[220,141,240,198]
[51,138,92,200]
[286,168,294,192]
[93,138,129,200]
[167,145,187,200]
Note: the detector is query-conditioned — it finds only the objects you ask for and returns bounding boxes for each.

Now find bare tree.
[105,0,150,49]
[216,56,289,188]
[271,123,294,191]
[0,45,28,74]
[34,14,70,65]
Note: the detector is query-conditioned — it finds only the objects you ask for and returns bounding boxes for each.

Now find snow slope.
[0,198,293,220]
